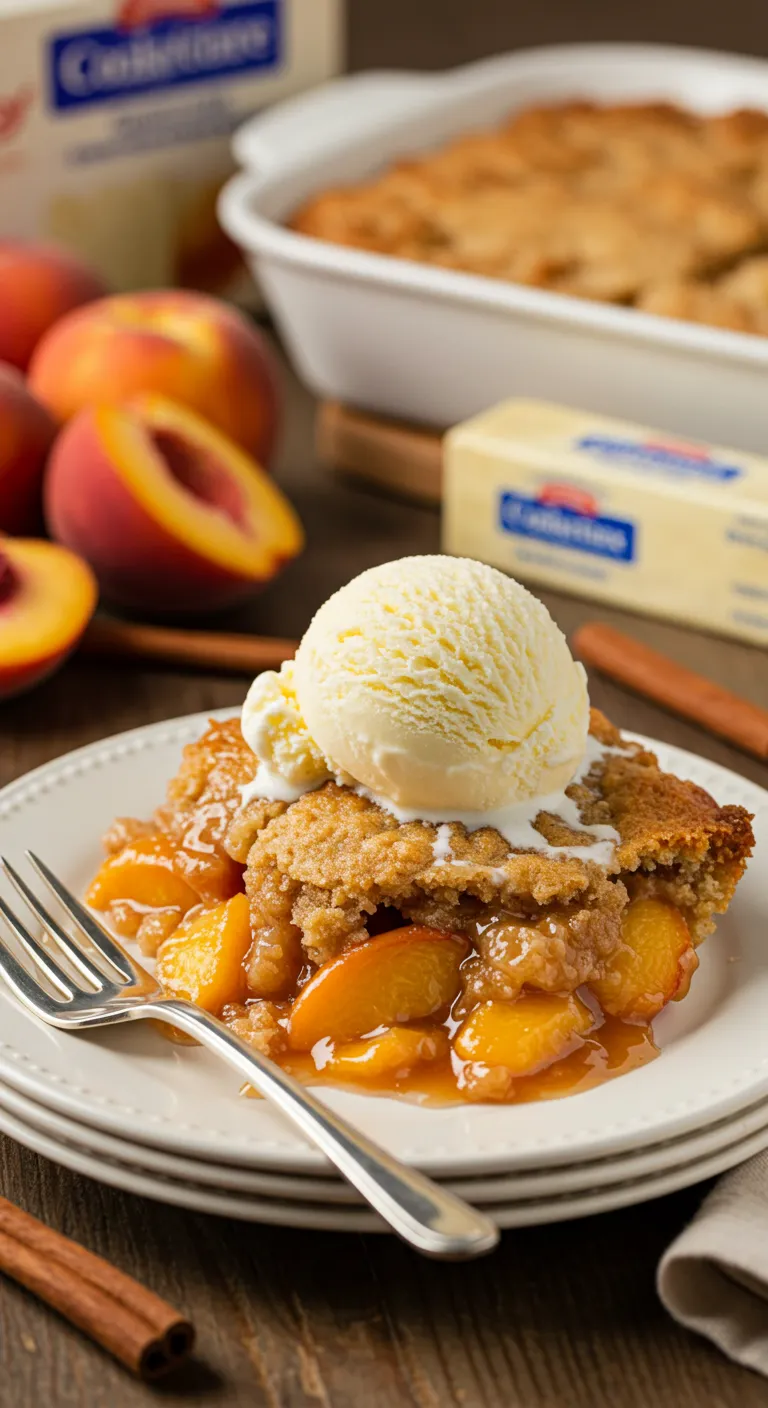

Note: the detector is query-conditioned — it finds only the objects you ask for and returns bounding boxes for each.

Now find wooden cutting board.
[316,401,443,505]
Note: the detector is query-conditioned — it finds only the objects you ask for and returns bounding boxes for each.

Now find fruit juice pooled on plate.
[86,557,754,1104]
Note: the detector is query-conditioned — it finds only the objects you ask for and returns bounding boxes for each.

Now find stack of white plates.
[0,710,766,1233]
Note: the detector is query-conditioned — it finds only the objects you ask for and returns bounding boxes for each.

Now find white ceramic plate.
[4,1078,768,1206]
[0,710,765,1178]
[1,1095,765,1232]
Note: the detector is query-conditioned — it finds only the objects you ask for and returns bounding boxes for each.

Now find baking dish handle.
[232,69,443,173]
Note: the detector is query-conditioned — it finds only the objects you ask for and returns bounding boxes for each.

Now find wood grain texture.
[1,340,768,1407]
[316,403,443,504]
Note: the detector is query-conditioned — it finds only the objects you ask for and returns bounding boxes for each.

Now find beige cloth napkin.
[658,1150,768,1375]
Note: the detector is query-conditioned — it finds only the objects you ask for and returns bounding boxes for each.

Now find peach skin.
[29,289,281,463]
[44,394,303,613]
[0,537,97,699]
[0,242,107,372]
[0,363,57,533]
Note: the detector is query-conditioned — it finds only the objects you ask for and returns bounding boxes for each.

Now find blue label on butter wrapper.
[49,0,280,110]
[576,435,742,482]
[498,491,636,563]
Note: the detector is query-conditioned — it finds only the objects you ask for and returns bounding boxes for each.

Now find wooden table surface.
[1,347,768,1408]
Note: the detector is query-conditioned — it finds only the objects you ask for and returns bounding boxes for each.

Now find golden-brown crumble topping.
[132,710,752,995]
[289,100,768,336]
[225,708,751,1000]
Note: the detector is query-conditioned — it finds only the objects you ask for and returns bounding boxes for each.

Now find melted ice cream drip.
[358,734,623,866]
[241,763,308,806]
[242,732,628,866]
[432,824,455,863]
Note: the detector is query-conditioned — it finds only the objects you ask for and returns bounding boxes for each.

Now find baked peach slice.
[156,892,251,1013]
[289,926,468,1051]
[590,897,698,1021]
[0,537,97,699]
[321,1026,450,1081]
[455,994,595,1076]
[45,394,303,612]
[171,843,244,907]
[86,835,199,914]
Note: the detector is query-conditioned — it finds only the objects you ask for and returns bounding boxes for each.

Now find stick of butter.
[442,400,768,646]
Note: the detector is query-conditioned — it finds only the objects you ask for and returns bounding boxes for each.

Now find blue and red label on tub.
[48,0,281,110]
[498,487,636,563]
[575,434,743,483]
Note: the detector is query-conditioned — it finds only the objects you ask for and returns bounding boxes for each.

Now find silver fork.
[0,853,499,1260]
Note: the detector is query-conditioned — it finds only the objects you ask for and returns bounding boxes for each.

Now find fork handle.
[146,999,499,1260]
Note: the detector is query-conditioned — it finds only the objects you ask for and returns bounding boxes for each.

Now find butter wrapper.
[443,400,768,645]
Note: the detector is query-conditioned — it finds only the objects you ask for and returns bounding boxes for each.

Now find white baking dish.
[220,45,768,450]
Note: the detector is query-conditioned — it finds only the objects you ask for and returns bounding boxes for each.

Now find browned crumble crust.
[289,101,768,336]
[221,999,288,1058]
[124,710,753,1003]
[104,720,282,953]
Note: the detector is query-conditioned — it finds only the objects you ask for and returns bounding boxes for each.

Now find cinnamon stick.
[573,622,768,761]
[81,618,297,675]
[0,1196,194,1379]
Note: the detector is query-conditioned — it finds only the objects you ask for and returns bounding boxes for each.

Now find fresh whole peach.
[0,363,57,533]
[0,537,97,699]
[0,242,107,372]
[44,394,303,613]
[29,289,281,464]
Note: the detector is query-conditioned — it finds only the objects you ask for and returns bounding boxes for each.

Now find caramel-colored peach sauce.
[87,842,697,1106]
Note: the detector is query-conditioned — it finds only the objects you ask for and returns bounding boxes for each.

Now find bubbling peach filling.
[86,824,696,1105]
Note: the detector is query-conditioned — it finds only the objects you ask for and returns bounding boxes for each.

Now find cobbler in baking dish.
[289,101,768,337]
[86,559,754,1105]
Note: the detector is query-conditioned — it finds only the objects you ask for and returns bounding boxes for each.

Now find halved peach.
[86,835,199,913]
[454,994,595,1076]
[0,537,97,699]
[289,926,468,1051]
[45,394,303,612]
[156,892,251,1013]
[590,897,697,1021]
[322,1025,450,1080]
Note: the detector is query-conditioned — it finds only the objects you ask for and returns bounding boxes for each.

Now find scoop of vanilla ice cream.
[291,556,589,812]
[241,660,331,800]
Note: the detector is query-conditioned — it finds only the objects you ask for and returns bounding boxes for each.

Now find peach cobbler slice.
[85,711,754,1106]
